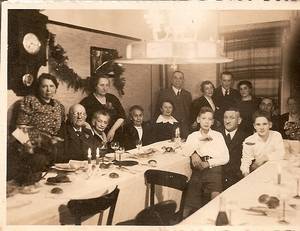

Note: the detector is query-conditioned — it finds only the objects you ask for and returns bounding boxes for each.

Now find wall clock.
[8,10,48,96]
[22,33,42,55]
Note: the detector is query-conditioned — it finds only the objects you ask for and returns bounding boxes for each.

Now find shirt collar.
[221,87,229,96]
[73,127,82,132]
[156,115,178,124]
[225,128,237,138]
[172,86,181,95]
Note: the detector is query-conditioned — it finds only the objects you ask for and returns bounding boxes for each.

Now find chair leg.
[97,211,104,225]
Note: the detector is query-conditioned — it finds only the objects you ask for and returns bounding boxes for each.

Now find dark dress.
[153,120,181,142]
[122,121,154,150]
[80,93,126,128]
[237,97,260,135]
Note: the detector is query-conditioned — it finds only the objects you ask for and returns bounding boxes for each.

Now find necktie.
[225,89,229,96]
[75,130,81,137]
[226,133,231,143]
[177,90,180,96]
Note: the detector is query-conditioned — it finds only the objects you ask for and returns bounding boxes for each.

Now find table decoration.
[50,187,63,194]
[109,172,119,178]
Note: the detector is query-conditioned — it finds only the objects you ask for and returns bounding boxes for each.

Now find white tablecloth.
[6,140,191,225]
[180,150,300,226]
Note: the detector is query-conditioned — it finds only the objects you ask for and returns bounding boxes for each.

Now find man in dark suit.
[61,104,95,162]
[220,108,249,190]
[122,105,153,150]
[279,96,300,139]
[213,72,240,124]
[258,97,280,132]
[155,71,192,138]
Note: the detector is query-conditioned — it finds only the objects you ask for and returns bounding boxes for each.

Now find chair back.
[67,186,119,225]
[144,169,188,222]
[135,200,177,225]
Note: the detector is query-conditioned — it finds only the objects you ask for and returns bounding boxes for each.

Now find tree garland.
[48,33,126,96]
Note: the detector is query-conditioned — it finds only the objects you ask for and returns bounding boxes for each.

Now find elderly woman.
[279,96,300,139]
[190,80,218,131]
[236,80,260,135]
[153,100,185,142]
[80,75,126,142]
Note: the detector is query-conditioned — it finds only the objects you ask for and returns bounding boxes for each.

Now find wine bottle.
[215,196,229,226]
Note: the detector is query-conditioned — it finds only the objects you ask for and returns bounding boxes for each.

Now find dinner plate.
[113,160,139,166]
[53,163,77,172]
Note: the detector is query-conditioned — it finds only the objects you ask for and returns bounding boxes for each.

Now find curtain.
[219,22,290,109]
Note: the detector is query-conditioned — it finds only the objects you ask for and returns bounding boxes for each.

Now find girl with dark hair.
[153,100,185,142]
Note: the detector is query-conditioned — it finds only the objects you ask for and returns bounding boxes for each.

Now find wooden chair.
[144,169,189,223]
[67,186,119,225]
[116,200,177,226]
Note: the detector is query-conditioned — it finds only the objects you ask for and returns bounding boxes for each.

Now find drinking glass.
[116,147,125,168]
[110,141,119,160]
[135,139,142,153]
[99,142,108,166]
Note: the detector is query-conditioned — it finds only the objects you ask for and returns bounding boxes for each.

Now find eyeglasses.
[71,112,87,117]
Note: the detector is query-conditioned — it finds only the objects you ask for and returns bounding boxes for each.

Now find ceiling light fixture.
[116,10,233,65]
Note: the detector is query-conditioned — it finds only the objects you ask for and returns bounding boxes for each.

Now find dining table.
[6,140,192,225]
[179,140,300,227]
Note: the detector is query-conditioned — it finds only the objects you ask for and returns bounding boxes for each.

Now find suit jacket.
[190,96,214,124]
[122,121,153,150]
[213,87,240,123]
[220,127,248,190]
[61,123,95,162]
[279,113,289,139]
[155,87,192,136]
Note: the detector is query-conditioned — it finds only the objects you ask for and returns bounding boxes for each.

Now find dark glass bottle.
[215,196,229,226]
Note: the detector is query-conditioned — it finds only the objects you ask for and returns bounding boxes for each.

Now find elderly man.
[213,72,240,125]
[60,104,94,162]
[155,71,192,138]
[220,108,248,190]
[258,97,280,131]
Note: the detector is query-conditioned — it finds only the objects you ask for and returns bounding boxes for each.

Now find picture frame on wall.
[90,46,119,77]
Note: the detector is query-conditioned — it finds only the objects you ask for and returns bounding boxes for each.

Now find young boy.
[183,106,229,216]
[122,105,153,150]
[240,111,285,176]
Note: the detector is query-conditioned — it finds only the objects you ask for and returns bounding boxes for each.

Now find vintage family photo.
[3,2,300,228]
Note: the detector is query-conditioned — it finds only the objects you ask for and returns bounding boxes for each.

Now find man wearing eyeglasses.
[59,104,95,162]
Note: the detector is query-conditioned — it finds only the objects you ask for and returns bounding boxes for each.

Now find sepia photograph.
[2,1,300,229]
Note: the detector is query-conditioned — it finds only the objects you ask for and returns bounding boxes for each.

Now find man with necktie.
[213,72,240,126]
[219,108,249,190]
[155,71,192,139]
[61,104,95,162]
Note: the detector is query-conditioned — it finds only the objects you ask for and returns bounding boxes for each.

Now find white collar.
[225,128,237,138]
[172,86,181,95]
[222,87,230,96]
[73,127,82,132]
[156,115,178,124]
[134,125,143,130]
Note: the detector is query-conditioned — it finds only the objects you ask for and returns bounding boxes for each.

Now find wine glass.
[116,147,125,169]
[294,178,300,199]
[135,139,142,154]
[110,141,119,161]
[277,188,290,225]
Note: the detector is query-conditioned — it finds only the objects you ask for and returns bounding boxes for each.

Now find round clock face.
[22,33,41,55]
